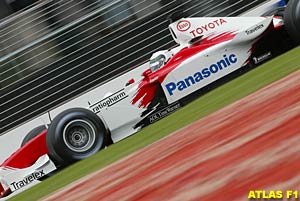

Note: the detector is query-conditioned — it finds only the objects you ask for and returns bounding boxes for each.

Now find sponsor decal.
[177,20,191,32]
[133,101,182,129]
[132,32,236,108]
[165,54,237,96]
[253,51,272,64]
[149,102,181,123]
[190,18,227,37]
[89,89,128,113]
[245,24,264,35]
[10,170,45,191]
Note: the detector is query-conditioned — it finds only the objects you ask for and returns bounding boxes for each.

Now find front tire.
[46,108,107,166]
[284,0,300,43]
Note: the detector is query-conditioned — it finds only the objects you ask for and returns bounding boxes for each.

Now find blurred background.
[0,0,268,134]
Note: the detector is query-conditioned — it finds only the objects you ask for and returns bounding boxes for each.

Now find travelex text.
[165,54,237,96]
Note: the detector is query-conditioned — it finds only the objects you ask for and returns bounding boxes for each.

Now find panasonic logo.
[165,54,237,96]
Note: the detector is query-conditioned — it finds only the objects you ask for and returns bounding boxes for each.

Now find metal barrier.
[0,0,268,134]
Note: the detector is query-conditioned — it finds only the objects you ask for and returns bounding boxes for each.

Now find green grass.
[10,48,300,201]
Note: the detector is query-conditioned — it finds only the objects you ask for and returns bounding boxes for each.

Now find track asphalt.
[42,72,300,201]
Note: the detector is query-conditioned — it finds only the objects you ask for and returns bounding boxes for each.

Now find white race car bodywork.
[94,16,282,142]
[1,1,295,197]
[0,155,56,196]
[169,17,274,44]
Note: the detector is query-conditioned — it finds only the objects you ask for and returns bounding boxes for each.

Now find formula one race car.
[1,0,299,198]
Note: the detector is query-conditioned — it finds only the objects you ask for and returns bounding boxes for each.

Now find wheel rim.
[63,119,96,152]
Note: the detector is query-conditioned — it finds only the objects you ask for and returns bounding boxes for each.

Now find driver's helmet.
[149,50,170,72]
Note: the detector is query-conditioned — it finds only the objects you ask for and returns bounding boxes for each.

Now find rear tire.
[21,125,47,147]
[284,0,300,43]
[46,108,107,166]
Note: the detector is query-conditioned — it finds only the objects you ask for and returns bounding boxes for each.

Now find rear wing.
[168,17,273,45]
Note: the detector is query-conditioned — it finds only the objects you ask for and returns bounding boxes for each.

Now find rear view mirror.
[125,78,135,86]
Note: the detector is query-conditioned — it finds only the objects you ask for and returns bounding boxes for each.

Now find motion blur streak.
[42,72,300,201]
